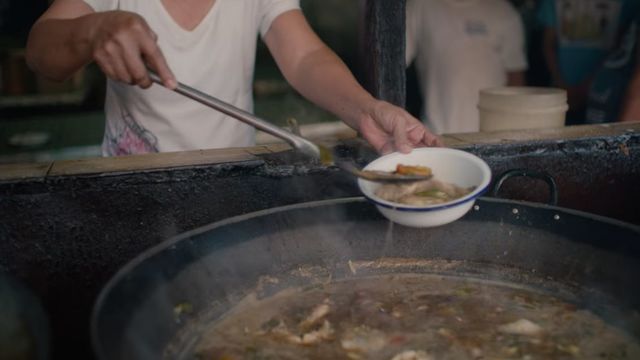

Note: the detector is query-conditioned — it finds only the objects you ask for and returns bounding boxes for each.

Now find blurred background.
[0,0,546,163]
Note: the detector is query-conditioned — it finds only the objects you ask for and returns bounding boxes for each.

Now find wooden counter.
[1,122,638,181]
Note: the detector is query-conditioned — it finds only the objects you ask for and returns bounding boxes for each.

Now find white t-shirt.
[406,0,527,134]
[82,0,300,156]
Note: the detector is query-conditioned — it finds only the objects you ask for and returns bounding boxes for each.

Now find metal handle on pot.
[491,169,559,206]
[148,71,321,159]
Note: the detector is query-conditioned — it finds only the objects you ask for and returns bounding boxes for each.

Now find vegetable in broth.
[191,274,640,360]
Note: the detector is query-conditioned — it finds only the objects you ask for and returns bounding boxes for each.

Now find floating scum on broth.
[191,273,640,360]
[92,198,640,360]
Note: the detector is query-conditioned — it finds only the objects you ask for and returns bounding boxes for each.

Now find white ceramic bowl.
[358,148,492,227]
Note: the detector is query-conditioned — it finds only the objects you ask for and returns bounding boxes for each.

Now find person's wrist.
[340,94,376,132]
[354,96,380,129]
[69,14,101,64]
[552,74,565,88]
[83,11,128,49]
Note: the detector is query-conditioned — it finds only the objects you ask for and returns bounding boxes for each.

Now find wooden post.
[359,0,407,108]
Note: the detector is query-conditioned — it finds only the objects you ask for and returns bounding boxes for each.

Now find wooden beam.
[359,0,407,107]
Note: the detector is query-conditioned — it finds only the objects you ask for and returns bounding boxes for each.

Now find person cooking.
[26,0,441,156]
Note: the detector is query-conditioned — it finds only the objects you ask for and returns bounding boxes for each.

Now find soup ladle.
[148,72,432,183]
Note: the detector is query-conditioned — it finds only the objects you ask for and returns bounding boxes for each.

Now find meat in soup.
[374,164,474,206]
[191,274,640,360]
[375,179,474,206]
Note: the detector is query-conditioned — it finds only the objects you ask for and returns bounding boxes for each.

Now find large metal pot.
[92,197,640,359]
[0,271,50,360]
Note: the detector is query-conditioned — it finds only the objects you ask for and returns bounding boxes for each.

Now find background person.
[586,12,640,124]
[538,0,639,125]
[584,7,640,124]
[406,0,528,135]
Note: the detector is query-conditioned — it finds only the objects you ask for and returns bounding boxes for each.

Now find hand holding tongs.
[148,72,321,160]
[148,72,431,183]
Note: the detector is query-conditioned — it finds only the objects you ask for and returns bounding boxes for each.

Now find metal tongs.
[149,72,431,183]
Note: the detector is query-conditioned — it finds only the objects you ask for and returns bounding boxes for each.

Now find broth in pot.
[188,273,640,360]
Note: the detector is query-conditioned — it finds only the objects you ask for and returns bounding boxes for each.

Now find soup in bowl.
[357,148,492,227]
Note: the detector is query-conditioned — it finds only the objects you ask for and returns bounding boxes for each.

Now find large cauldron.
[92,197,640,359]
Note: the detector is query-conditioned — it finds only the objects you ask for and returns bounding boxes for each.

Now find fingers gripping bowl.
[358,148,492,227]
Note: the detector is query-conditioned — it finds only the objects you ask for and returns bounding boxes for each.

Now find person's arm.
[507,71,526,86]
[537,0,564,87]
[26,0,175,88]
[542,27,564,87]
[542,24,590,112]
[263,10,441,154]
[620,18,640,122]
[405,0,419,67]
[500,4,527,87]
[620,65,640,122]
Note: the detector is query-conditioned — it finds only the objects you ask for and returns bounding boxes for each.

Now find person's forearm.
[26,14,97,81]
[283,46,376,130]
[507,71,525,86]
[542,28,563,86]
[265,10,439,152]
[620,69,640,122]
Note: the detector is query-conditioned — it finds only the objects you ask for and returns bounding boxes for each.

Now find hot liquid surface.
[192,274,639,360]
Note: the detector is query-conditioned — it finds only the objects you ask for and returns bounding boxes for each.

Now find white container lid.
[479,87,567,111]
